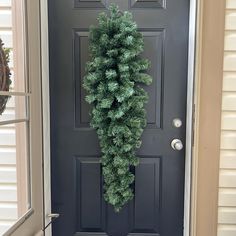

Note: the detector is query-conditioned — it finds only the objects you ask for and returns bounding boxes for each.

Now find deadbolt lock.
[172,118,182,128]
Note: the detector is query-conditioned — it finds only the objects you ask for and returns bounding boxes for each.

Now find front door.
[48,1,189,236]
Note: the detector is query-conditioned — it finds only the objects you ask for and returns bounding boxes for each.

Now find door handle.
[47,213,60,218]
[171,139,184,151]
[43,213,60,232]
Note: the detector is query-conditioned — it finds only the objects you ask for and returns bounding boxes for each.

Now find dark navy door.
[48,1,189,235]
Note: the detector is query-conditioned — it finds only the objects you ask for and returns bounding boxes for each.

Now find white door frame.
[40,0,198,235]
[40,0,52,235]
[184,0,197,235]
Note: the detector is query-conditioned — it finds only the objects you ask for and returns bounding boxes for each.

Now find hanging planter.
[0,38,11,115]
[83,4,152,212]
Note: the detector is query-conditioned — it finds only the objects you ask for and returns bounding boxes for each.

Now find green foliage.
[83,4,152,212]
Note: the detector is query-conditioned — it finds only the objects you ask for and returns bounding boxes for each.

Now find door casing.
[184,0,197,235]
[190,0,226,235]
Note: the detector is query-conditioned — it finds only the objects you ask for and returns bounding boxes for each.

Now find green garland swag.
[83,4,152,212]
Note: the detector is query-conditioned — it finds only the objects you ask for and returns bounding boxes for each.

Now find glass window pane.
[0,95,27,123]
[0,122,31,234]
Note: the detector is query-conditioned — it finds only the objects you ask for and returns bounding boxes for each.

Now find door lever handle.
[47,213,60,218]
[43,213,60,232]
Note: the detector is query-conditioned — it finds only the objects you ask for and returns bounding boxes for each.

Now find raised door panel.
[128,158,161,236]
[75,157,161,235]
[74,30,164,129]
[130,0,165,9]
[75,157,107,235]
[74,0,107,9]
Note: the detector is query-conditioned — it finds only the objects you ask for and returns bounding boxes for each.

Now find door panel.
[49,0,189,235]
[130,0,164,9]
[130,157,160,233]
[76,157,106,232]
[74,30,163,129]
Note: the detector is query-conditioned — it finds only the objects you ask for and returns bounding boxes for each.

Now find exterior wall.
[218,0,236,235]
[0,0,18,234]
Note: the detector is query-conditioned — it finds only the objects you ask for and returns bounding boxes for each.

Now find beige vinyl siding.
[0,0,18,234]
[218,0,236,236]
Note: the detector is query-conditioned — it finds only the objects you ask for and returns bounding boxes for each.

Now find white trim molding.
[40,0,52,235]
[184,0,197,235]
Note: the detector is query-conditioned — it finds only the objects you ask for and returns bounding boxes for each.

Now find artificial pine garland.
[83,4,152,212]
